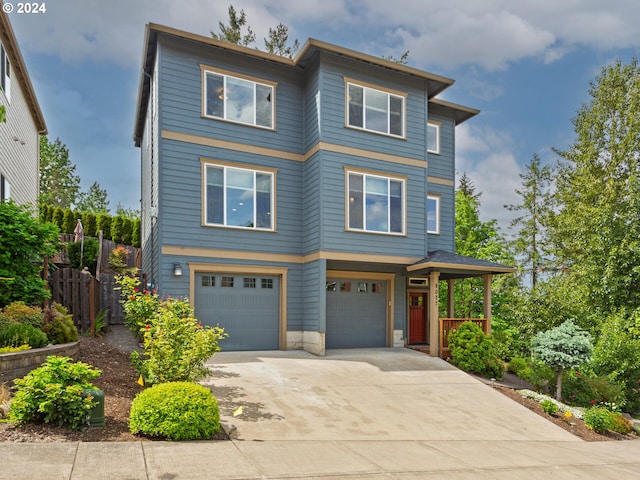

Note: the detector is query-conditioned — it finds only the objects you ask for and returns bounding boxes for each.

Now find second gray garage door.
[325,278,387,349]
[194,273,280,351]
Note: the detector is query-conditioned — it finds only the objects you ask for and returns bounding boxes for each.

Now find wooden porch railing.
[439,318,488,359]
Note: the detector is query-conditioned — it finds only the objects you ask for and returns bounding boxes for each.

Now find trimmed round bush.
[129,382,220,440]
[0,302,44,329]
[448,321,504,380]
[0,323,48,348]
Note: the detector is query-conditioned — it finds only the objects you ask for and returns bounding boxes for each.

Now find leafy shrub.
[62,209,75,234]
[108,246,130,274]
[0,302,44,329]
[0,344,31,353]
[129,382,220,440]
[609,413,633,434]
[0,200,60,308]
[448,322,504,380]
[96,214,112,241]
[131,219,141,247]
[583,406,614,433]
[540,399,559,415]
[507,356,556,393]
[131,298,226,384]
[562,372,625,408]
[67,238,99,272]
[592,308,640,414]
[10,356,101,430]
[0,323,48,348]
[42,303,78,344]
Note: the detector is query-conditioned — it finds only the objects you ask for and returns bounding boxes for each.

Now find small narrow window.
[427,195,440,234]
[243,277,256,288]
[357,282,367,293]
[221,276,234,287]
[1,44,10,102]
[261,278,273,289]
[340,282,351,292]
[326,281,337,292]
[201,275,211,287]
[371,283,382,293]
[427,122,440,154]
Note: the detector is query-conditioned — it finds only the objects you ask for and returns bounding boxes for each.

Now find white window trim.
[345,78,406,138]
[201,65,276,130]
[427,194,440,234]
[0,43,10,103]
[427,121,440,154]
[345,167,407,236]
[202,160,276,231]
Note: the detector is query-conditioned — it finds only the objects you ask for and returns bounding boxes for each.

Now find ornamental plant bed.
[0,335,227,442]
[493,385,639,442]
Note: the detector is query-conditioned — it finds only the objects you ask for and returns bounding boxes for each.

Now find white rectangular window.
[203,68,274,129]
[347,81,405,137]
[205,163,274,230]
[427,195,440,234]
[427,122,440,154]
[0,44,10,102]
[347,170,405,234]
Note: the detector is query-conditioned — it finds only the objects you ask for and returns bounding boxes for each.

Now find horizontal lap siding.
[158,36,303,156]
[319,54,427,161]
[427,182,455,251]
[158,138,303,254]
[303,153,322,254]
[319,151,427,257]
[302,259,325,331]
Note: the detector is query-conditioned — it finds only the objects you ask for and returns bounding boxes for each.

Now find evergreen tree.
[505,154,554,287]
[76,181,109,214]
[39,136,81,209]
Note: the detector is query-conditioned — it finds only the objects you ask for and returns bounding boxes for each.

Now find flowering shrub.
[116,275,160,336]
[562,371,625,408]
[119,277,227,385]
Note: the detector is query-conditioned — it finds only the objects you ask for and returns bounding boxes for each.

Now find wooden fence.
[49,268,100,332]
[52,233,140,274]
[99,273,126,325]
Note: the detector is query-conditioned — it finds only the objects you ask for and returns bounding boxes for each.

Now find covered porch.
[406,250,516,359]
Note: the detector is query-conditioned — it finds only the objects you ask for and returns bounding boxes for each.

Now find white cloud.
[9,0,640,70]
[455,124,522,232]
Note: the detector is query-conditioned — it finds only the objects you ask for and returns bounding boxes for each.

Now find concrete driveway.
[203,348,578,443]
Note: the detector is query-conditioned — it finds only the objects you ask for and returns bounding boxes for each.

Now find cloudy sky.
[6,0,640,231]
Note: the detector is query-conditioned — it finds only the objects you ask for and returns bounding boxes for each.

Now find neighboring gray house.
[0,8,47,205]
[133,23,513,356]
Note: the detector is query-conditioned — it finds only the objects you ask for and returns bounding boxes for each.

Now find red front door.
[409,292,427,344]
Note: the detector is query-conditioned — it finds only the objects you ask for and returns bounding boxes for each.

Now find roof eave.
[0,9,47,134]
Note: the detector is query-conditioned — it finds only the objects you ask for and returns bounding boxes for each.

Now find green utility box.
[82,389,105,427]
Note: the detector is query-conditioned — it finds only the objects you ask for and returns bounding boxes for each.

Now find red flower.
[145,325,150,330]
[591,399,596,404]
[134,288,139,293]
[129,295,135,301]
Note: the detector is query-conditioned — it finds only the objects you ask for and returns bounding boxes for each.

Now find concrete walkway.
[1,348,639,479]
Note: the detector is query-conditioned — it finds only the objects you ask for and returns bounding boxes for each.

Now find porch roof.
[406,250,516,280]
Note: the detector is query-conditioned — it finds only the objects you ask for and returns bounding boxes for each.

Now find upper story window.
[347,169,406,235]
[202,66,275,129]
[427,194,440,234]
[427,122,440,154]
[1,44,10,102]
[345,79,405,138]
[204,161,275,230]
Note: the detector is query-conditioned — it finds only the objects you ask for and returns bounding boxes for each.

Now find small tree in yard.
[533,319,593,401]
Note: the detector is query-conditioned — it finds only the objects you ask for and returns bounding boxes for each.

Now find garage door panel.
[326,278,387,349]
[195,274,279,351]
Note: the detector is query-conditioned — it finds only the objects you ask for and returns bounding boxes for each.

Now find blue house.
[133,24,514,356]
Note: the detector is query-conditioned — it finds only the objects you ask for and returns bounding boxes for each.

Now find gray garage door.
[194,273,280,351]
[325,278,387,349]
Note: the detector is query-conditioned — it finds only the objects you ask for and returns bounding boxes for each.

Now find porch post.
[446,279,455,318]
[428,271,440,356]
[483,274,492,334]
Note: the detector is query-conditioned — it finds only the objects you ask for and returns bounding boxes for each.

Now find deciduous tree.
[76,181,109,214]
[39,136,80,209]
